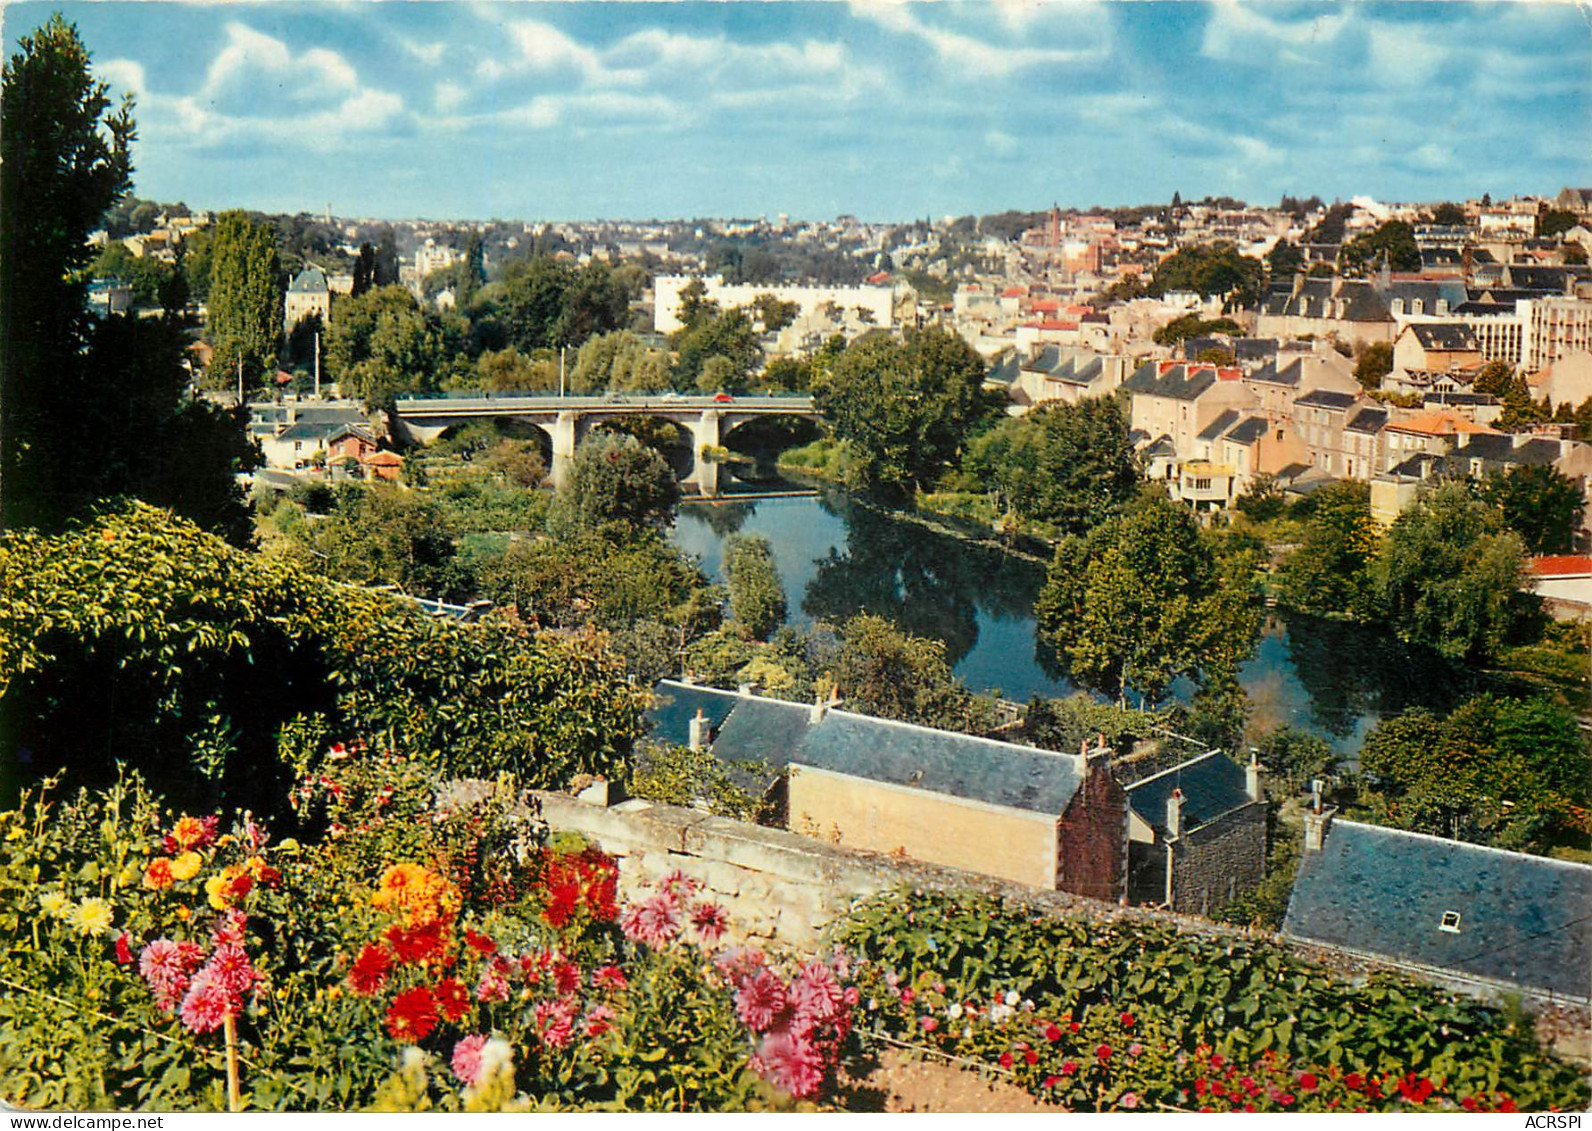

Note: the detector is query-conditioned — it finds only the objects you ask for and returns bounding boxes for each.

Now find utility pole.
[559,346,566,399]
[313,331,321,399]
[237,355,244,406]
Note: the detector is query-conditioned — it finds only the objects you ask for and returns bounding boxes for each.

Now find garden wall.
[531,789,1592,1063]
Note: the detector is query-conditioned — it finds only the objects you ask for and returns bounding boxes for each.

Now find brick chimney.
[688,708,710,751]
[1166,788,1184,840]
[1246,751,1263,803]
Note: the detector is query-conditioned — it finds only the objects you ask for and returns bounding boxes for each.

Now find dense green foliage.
[1340,220,1421,275]
[1150,314,1242,346]
[1274,483,1380,617]
[1356,694,1589,853]
[205,210,285,389]
[963,396,1139,536]
[546,432,679,541]
[722,534,787,640]
[1036,494,1261,705]
[324,285,466,405]
[0,504,643,808]
[834,889,1585,1112]
[1372,483,1532,661]
[1353,341,1393,390]
[626,741,772,822]
[1146,242,1263,308]
[1482,464,1584,555]
[827,614,998,734]
[812,327,989,495]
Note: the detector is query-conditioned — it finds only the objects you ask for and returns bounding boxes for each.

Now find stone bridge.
[390,393,819,495]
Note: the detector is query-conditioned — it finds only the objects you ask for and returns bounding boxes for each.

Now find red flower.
[900,988,915,1005]
[435,977,472,1022]
[1068,1021,1080,1033]
[1096,1044,1112,1061]
[1061,1060,1079,1076]
[1460,1097,1478,1112]
[998,1052,1014,1069]
[386,987,439,1042]
[553,960,582,996]
[1397,1075,1434,1104]
[1044,1024,1062,1042]
[1498,1098,1517,1113]
[593,964,628,992]
[1344,1073,1365,1091]
[1120,1011,1135,1028]
[920,1016,938,1032]
[386,921,448,965]
[349,944,393,996]
[1210,1053,1225,1069]
[1042,1075,1061,1089]
[114,933,134,966]
[1023,1048,1038,1065]
[463,929,497,955]
[1299,1073,1319,1092]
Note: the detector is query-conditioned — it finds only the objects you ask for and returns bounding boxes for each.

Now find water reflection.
[672,488,1468,754]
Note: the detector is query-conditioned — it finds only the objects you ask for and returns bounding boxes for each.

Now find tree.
[1428,202,1467,226]
[723,533,787,640]
[1372,482,1533,660]
[1,13,134,528]
[1359,695,1589,851]
[1482,464,1583,554]
[812,326,988,495]
[1147,241,1264,308]
[1340,220,1421,275]
[1264,239,1303,281]
[1499,375,1549,428]
[351,241,376,297]
[1251,727,1337,798]
[751,293,800,332]
[1353,341,1394,390]
[373,227,400,286]
[963,395,1138,535]
[1035,493,1261,705]
[1537,209,1579,239]
[672,307,759,391]
[827,614,995,734]
[324,284,444,406]
[1471,359,1513,397]
[1152,313,1242,346]
[285,482,470,601]
[206,210,284,391]
[546,431,678,540]
[1276,482,1380,618]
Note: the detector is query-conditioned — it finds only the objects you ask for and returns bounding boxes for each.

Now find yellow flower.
[205,872,233,911]
[38,891,69,919]
[171,816,208,851]
[67,897,113,936]
[115,865,139,891]
[175,906,191,922]
[169,852,202,881]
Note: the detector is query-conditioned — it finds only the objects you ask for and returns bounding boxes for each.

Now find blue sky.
[5,1,1589,222]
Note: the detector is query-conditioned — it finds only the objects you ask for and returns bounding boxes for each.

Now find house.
[1241,351,1359,418]
[1283,811,1592,1003]
[1124,751,1266,915]
[1290,389,1365,478]
[326,423,378,465]
[1123,361,1258,465]
[1380,411,1499,475]
[645,681,1127,899]
[1014,346,1128,408]
[362,449,405,483]
[284,266,331,329]
[1390,323,1484,378]
[1527,350,1592,409]
[1528,555,1592,619]
[1256,277,1394,346]
[254,403,369,469]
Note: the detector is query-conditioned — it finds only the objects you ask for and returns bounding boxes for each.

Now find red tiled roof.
[363,450,404,466]
[1000,286,1027,298]
[1036,320,1079,331]
[1530,555,1592,578]
[1030,299,1062,312]
[867,271,892,284]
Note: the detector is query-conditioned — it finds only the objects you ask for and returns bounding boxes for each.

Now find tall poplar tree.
[206,210,283,392]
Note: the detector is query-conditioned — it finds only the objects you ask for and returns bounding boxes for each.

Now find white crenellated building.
[653,275,894,334]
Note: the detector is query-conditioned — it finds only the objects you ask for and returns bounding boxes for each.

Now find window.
[1412,300,1424,315]
[1439,911,1462,934]
[1391,299,1404,315]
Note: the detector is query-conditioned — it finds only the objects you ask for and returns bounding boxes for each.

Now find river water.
[672,483,1473,755]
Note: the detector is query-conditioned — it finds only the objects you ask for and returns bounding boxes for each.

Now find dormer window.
[1412,300,1424,315]
[1391,299,1404,315]
[1439,911,1462,934]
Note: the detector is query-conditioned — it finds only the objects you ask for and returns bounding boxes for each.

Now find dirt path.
[836,1048,1049,1113]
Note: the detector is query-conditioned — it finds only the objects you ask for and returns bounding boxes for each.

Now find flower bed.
[834,889,1586,1112]
[0,761,857,1112]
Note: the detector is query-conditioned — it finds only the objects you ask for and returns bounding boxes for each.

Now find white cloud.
[434,80,466,113]
[1201,1,1353,66]
[848,0,1105,76]
[99,58,147,98]
[476,18,642,87]
[1231,134,1283,166]
[399,36,446,67]
[201,23,360,108]
[985,129,1018,156]
[1366,23,1447,86]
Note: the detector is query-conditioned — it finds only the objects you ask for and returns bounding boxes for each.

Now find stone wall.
[532,790,1591,1064]
[1055,754,1128,903]
[1171,803,1268,917]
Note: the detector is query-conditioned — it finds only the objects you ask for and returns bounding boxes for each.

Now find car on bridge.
[712,392,735,404]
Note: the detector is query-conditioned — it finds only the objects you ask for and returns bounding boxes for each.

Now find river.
[672,481,1475,755]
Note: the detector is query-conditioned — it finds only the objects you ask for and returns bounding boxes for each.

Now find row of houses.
[642,679,1590,1006]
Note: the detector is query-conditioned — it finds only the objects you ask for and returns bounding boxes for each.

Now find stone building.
[284,266,331,329]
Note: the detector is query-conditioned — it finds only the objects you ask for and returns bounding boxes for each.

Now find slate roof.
[1125,751,1252,836]
[1248,358,1305,387]
[1294,389,1360,411]
[1453,434,1563,467]
[1344,407,1388,434]
[1197,409,1241,442]
[1224,416,1270,445]
[1234,338,1278,362]
[1384,279,1467,311]
[1409,323,1478,352]
[275,419,349,443]
[1504,266,1573,294]
[1384,452,1445,479]
[985,351,1022,388]
[1051,357,1106,387]
[288,267,329,293]
[645,680,1087,816]
[1283,820,1592,1001]
[1021,344,1064,374]
[1123,362,1218,402]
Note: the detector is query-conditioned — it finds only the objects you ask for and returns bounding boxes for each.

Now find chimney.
[1302,806,1337,853]
[681,671,696,686]
[1245,751,1263,803]
[1166,788,1184,840]
[809,686,840,726]
[687,708,710,752]
[737,681,754,697]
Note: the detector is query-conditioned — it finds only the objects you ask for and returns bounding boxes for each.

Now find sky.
[4,1,1589,223]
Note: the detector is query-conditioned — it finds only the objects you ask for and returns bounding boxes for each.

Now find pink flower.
[659,869,700,898]
[714,946,765,982]
[789,962,845,1029]
[690,901,729,945]
[553,959,582,995]
[475,960,511,1004]
[140,938,203,1010]
[583,1004,616,1037]
[1120,1092,1140,1109]
[211,910,248,948]
[755,1028,825,1098]
[179,969,232,1033]
[734,968,788,1032]
[593,964,629,992]
[1128,1042,1143,1058]
[620,894,681,949]
[204,945,257,997]
[451,1034,489,1087]
[533,996,580,1049]
[920,1016,938,1032]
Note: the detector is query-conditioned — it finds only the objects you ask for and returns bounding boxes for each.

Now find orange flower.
[143,858,175,890]
[171,816,209,851]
